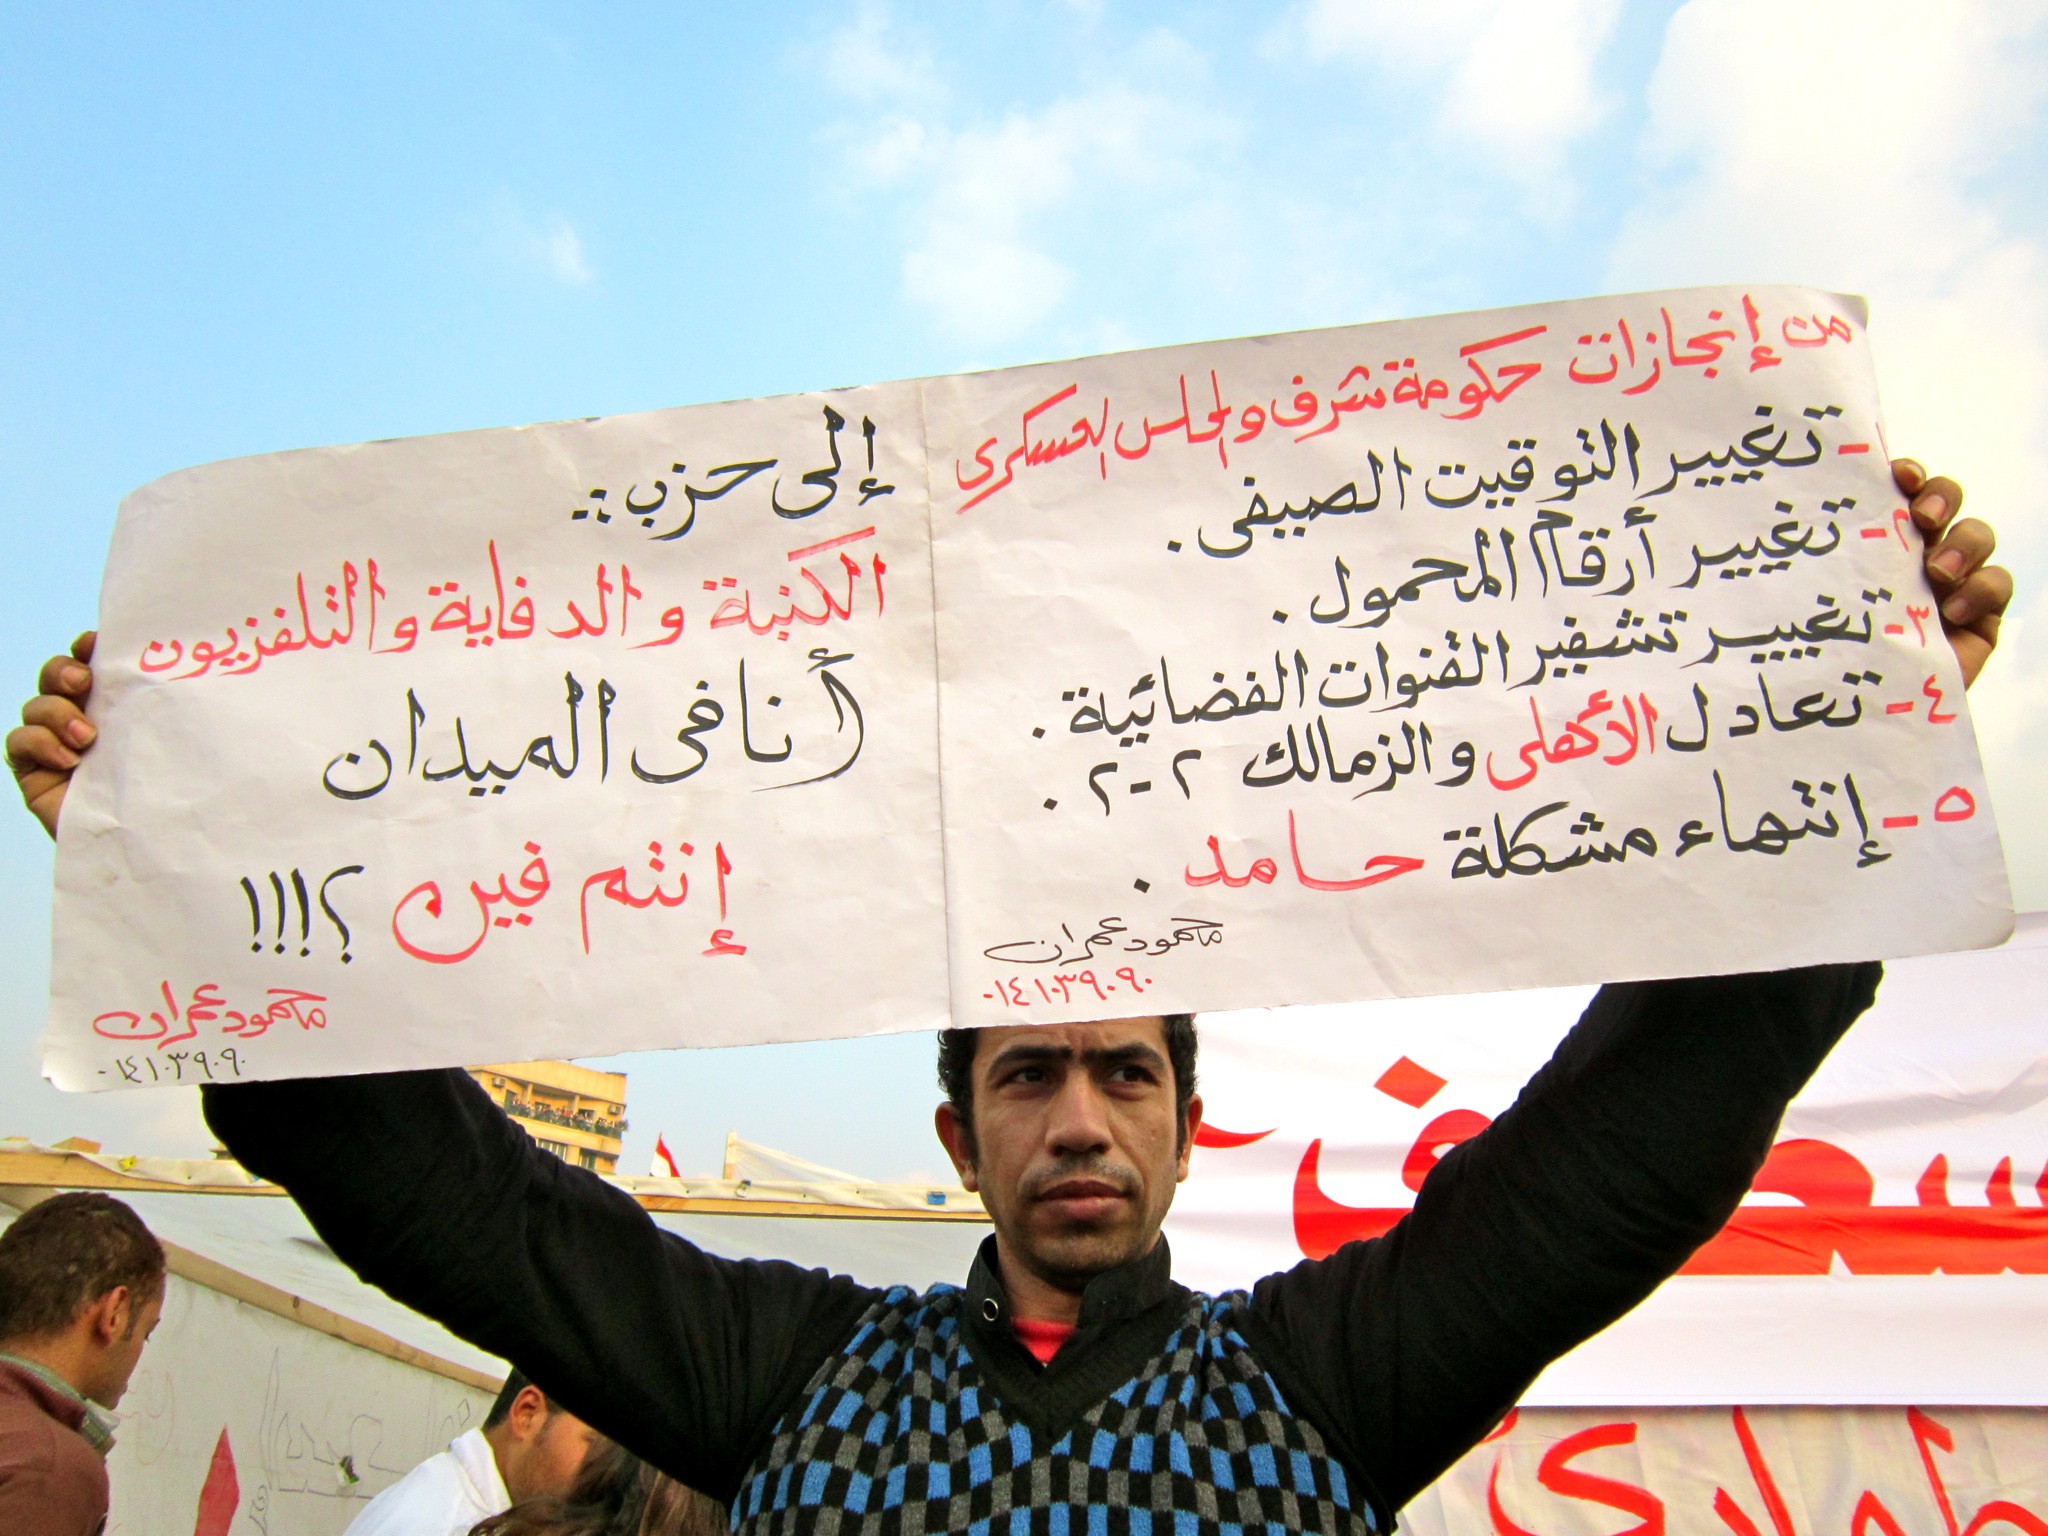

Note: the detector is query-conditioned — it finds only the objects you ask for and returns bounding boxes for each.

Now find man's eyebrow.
[985,1040,1167,1075]
[986,1042,1074,1073]
[1089,1042,1167,1071]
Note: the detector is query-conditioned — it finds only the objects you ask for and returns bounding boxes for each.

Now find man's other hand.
[1897,460,2010,687]
[9,631,96,838]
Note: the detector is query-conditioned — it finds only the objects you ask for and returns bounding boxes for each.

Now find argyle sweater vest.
[733,1284,1377,1536]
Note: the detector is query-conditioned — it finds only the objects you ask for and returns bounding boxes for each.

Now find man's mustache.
[1021,1155,1141,1202]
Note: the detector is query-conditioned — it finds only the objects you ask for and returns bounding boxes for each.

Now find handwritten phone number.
[102,1047,249,1085]
[985,968,1153,1009]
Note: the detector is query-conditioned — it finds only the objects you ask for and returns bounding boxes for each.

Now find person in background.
[0,1191,165,1536]
[347,1367,604,1536]
[472,1438,728,1536]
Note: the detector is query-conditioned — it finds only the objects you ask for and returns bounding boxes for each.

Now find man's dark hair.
[936,1014,1199,1159]
[485,1366,560,1428]
[0,1192,165,1341]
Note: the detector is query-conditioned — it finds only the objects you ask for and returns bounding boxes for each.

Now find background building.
[467,1060,627,1174]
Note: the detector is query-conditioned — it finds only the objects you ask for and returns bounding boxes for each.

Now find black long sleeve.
[204,962,1880,1520]
[1241,961,1882,1516]
[200,1068,880,1500]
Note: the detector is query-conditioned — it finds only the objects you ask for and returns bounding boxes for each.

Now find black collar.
[957,1232,1190,1443]
[962,1231,1177,1331]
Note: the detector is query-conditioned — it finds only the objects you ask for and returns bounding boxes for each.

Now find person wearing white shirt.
[346,1369,600,1536]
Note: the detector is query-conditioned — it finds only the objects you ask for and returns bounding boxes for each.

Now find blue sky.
[3,1,2045,1178]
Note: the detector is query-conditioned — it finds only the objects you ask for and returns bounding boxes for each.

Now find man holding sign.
[9,447,2011,1532]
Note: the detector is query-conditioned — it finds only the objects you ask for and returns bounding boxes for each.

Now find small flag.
[653,1134,682,1179]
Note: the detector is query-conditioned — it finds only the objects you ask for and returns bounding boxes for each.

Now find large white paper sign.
[925,289,2011,1021]
[45,287,2012,1090]
[49,388,953,1088]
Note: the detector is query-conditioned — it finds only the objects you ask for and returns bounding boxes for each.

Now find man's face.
[937,1017,1201,1293]
[495,1390,602,1503]
[88,1283,162,1409]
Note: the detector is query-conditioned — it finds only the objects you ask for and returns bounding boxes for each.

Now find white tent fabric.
[72,1185,988,1360]
[0,1138,272,1189]
[617,1133,981,1215]
[104,1189,506,1377]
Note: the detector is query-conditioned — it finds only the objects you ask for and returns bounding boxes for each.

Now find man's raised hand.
[1896,460,2011,687]
[9,631,97,838]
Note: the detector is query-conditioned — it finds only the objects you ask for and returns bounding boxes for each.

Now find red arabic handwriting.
[139,537,889,680]
[953,336,1548,515]
[1181,814,1424,892]
[92,979,329,1050]
[1563,294,1858,395]
[706,545,885,642]
[983,967,1154,1009]
[952,296,1858,514]
[392,840,553,964]
[1485,689,1659,791]
[388,837,746,965]
[1476,1406,2045,1536]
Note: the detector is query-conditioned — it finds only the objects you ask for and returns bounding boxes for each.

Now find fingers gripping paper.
[45,288,2012,1090]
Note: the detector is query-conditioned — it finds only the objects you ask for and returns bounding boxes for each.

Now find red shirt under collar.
[1011,1317,1076,1365]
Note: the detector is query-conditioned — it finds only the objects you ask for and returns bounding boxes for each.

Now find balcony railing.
[505,1097,627,1140]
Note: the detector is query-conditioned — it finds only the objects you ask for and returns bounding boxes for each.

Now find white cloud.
[819,14,1235,350]
[487,200,596,288]
[896,86,1221,347]
[533,219,593,287]
[1607,0,2048,904]
[1610,0,2042,294]
[1287,0,1624,178]
[815,0,944,110]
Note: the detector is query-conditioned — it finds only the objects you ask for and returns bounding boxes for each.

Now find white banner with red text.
[1406,1404,2045,1535]
[1166,914,2048,1405]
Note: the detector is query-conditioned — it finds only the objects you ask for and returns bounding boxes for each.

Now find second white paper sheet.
[46,386,950,1090]
[926,287,2011,1026]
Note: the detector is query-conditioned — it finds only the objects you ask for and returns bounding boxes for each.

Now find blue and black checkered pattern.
[733,1285,1375,1536]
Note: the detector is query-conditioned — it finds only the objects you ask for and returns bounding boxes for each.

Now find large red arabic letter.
[391,880,489,966]
[1286,809,1424,890]
[1908,1406,2048,1536]
[1192,1122,1274,1149]
[1401,1109,1492,1193]
[91,1010,156,1042]
[1918,1154,1952,1208]
[1727,1406,1797,1536]
[1714,1490,1765,1536]
[1536,1423,1663,1536]
[1488,1459,1543,1536]
[1292,1140,1406,1259]
[1850,1493,1910,1536]
[1752,1137,1875,1207]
